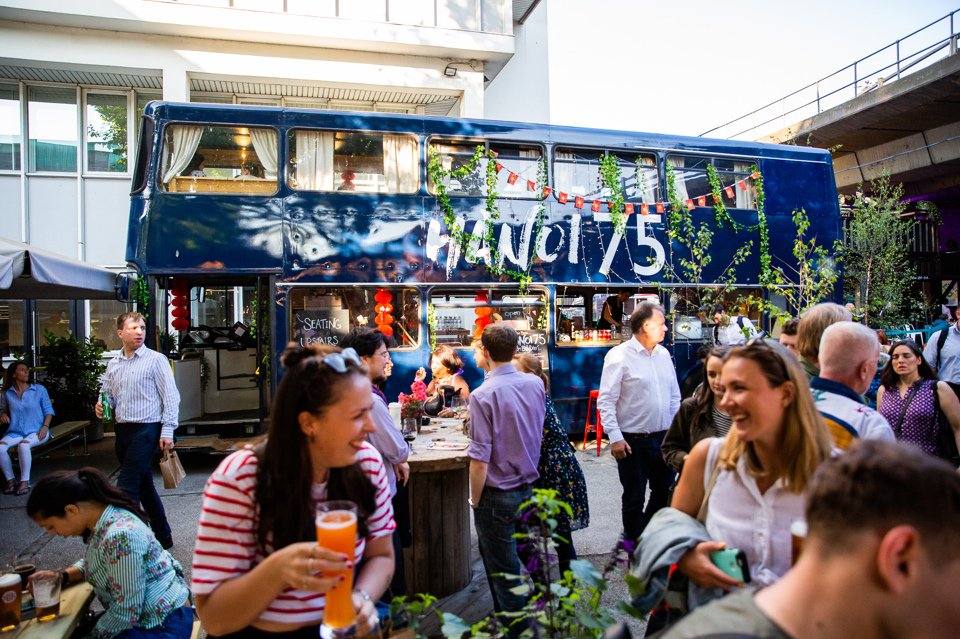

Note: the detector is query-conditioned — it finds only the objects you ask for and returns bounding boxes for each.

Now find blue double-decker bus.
[126,102,841,436]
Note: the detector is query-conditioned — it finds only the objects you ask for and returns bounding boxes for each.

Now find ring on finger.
[307,557,314,573]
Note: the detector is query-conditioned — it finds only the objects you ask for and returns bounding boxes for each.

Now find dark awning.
[0,236,120,300]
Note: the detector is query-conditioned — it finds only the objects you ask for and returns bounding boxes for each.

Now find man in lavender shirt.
[468,323,545,629]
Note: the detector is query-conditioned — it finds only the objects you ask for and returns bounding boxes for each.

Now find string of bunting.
[493,161,761,215]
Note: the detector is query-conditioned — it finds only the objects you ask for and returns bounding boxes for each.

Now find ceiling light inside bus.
[234,134,251,147]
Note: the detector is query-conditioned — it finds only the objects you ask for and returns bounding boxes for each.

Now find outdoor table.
[404,417,472,598]
[3,583,94,639]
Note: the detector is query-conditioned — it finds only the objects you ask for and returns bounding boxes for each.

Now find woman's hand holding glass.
[677,541,742,591]
[275,541,351,594]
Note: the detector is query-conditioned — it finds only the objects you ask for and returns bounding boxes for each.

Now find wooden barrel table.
[404,418,472,598]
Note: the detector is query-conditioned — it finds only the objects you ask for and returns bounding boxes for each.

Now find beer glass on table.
[0,573,22,631]
[316,501,358,638]
[29,571,61,622]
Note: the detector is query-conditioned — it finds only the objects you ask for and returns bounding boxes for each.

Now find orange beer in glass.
[316,500,358,638]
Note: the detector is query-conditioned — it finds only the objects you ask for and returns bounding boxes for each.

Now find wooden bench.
[6,420,89,463]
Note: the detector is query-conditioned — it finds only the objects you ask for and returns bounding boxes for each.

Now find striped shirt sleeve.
[191,450,259,595]
[90,526,150,639]
[355,444,396,539]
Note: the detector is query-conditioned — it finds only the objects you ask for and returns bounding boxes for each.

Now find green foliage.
[427,147,548,292]
[842,175,916,327]
[598,153,627,236]
[134,276,150,318]
[390,489,641,638]
[427,303,438,351]
[661,163,753,326]
[39,330,106,423]
[762,208,842,321]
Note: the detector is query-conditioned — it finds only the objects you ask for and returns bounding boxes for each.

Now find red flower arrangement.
[399,380,428,419]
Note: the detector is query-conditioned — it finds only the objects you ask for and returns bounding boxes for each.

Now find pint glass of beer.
[29,571,61,622]
[0,573,22,631]
[316,500,358,638]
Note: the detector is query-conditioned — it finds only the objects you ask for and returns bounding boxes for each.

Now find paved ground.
[0,434,646,637]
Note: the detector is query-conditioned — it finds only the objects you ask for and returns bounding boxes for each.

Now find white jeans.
[0,431,51,482]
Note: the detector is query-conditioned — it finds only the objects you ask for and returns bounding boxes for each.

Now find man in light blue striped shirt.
[95,312,180,549]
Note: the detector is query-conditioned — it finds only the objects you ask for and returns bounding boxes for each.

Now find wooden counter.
[166,176,277,195]
[404,418,472,598]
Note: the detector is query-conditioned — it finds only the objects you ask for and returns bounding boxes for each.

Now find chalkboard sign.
[516,329,547,354]
[292,309,351,347]
[501,309,528,321]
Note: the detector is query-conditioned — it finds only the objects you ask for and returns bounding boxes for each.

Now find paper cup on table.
[388,402,402,429]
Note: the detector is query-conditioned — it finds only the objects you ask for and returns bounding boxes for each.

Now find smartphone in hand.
[709,548,751,583]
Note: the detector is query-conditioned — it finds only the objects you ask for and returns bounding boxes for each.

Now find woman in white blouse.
[671,340,832,589]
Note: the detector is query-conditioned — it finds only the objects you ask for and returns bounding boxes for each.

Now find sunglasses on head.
[319,347,362,373]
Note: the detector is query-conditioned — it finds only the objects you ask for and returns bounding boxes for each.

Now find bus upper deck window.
[553,149,659,203]
[160,124,279,195]
[667,154,757,210]
[288,130,419,194]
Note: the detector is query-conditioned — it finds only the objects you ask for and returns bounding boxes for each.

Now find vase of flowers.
[398,380,427,432]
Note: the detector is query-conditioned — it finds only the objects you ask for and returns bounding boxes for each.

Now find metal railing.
[701,9,960,141]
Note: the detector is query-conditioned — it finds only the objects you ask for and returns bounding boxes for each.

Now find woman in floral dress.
[513,353,589,574]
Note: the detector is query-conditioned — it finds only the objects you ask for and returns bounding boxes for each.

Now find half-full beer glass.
[316,500,358,638]
[29,571,61,622]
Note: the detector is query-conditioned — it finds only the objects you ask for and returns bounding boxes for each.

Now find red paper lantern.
[379,325,394,337]
[172,317,189,331]
[171,307,189,318]
[374,289,393,304]
[376,303,394,314]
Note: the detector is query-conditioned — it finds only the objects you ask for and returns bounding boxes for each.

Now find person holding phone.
[671,340,832,589]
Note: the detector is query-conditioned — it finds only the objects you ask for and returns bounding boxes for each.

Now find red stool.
[583,389,603,456]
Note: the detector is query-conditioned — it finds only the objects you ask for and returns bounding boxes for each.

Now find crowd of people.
[4,303,960,638]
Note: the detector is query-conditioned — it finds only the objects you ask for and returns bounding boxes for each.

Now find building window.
[288,129,419,193]
[89,300,132,350]
[160,124,279,195]
[0,84,20,171]
[0,300,25,359]
[86,93,129,173]
[36,300,72,346]
[666,155,757,209]
[427,140,544,199]
[553,149,659,203]
[288,287,421,350]
[28,86,78,173]
[429,287,548,355]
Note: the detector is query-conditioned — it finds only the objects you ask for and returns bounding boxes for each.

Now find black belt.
[623,430,667,440]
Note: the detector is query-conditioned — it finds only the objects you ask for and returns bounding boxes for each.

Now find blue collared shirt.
[468,364,545,490]
[100,345,180,440]
[1,384,54,438]
[924,324,960,383]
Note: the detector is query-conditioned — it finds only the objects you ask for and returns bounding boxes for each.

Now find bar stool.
[583,389,603,456]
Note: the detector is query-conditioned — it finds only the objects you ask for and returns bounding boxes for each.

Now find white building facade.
[0,0,533,358]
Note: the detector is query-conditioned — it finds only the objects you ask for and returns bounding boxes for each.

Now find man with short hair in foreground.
[659,439,960,638]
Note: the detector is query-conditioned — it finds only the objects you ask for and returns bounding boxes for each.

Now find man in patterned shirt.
[95,312,179,549]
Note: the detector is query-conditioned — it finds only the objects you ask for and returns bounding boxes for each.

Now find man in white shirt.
[811,321,894,449]
[597,302,680,543]
[712,305,758,346]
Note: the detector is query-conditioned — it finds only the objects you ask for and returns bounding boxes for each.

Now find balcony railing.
[701,9,960,141]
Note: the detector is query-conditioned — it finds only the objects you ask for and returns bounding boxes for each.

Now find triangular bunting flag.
[641,204,650,215]
[527,180,537,191]
[656,202,665,213]
[725,186,735,199]
[751,171,760,179]
[625,203,635,215]
[507,172,518,185]
[542,186,553,198]
[685,199,695,210]
[738,180,748,191]
[495,162,504,173]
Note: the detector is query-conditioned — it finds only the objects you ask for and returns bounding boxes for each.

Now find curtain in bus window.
[553,151,587,195]
[668,156,689,201]
[636,166,657,203]
[295,130,334,190]
[251,128,278,176]
[161,125,203,184]
[382,135,417,192]
[734,161,752,209]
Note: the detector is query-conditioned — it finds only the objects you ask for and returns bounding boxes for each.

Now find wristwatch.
[467,497,476,508]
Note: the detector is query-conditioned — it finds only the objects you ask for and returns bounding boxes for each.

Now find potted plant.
[39,330,106,441]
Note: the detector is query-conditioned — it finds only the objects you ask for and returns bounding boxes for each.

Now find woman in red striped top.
[192,344,396,639]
